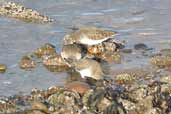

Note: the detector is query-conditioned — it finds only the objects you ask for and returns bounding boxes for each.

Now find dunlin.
[63,27,117,45]
[68,58,104,80]
[61,44,86,61]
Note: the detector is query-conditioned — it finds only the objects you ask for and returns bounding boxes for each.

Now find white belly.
[78,68,92,78]
[79,35,109,45]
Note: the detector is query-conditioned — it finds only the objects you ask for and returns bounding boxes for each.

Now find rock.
[160,74,171,84]
[87,44,104,55]
[120,48,133,53]
[150,56,171,68]
[34,43,56,58]
[114,73,136,84]
[120,99,136,113]
[47,88,81,108]
[97,98,111,111]
[0,2,54,23]
[134,43,152,50]
[19,56,36,70]
[43,54,69,72]
[16,110,47,114]
[65,81,91,95]
[0,99,16,113]
[43,54,67,66]
[0,64,7,73]
[146,108,162,114]
[160,48,171,57]
[31,101,48,113]
[97,51,122,63]
[87,39,123,55]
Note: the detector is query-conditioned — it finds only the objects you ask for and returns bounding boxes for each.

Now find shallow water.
[0,0,171,96]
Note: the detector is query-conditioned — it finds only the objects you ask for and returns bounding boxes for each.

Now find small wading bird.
[61,44,88,66]
[65,58,104,80]
[61,44,85,60]
[62,26,121,80]
[63,26,118,46]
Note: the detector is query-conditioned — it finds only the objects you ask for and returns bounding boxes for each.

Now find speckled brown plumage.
[63,27,117,45]
[73,27,117,40]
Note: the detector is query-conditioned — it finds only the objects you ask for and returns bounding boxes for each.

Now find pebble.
[0,64,7,73]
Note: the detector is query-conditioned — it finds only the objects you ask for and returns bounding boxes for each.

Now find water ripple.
[81,12,104,16]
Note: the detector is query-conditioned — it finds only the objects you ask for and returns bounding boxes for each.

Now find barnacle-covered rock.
[47,89,81,106]
[34,43,56,58]
[26,86,59,102]
[103,42,117,52]
[114,73,136,84]
[128,86,147,102]
[0,2,54,23]
[43,54,67,66]
[43,54,69,72]
[150,56,171,68]
[82,89,106,111]
[82,87,126,113]
[30,88,46,101]
[87,39,124,56]
[0,64,7,73]
[45,86,60,98]
[19,56,36,70]
[0,99,16,113]
[87,43,105,55]
[103,101,126,114]
[47,89,82,114]
[120,99,137,113]
[97,51,122,63]
[145,108,163,114]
